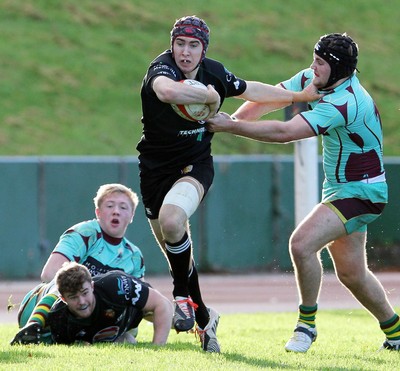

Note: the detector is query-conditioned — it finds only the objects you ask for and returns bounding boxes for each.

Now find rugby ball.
[171,79,211,122]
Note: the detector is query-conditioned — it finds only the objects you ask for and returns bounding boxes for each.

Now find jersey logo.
[117,276,130,297]
[93,326,120,342]
[178,127,206,138]
[130,278,142,306]
[152,63,177,78]
[224,67,233,82]
[104,309,116,319]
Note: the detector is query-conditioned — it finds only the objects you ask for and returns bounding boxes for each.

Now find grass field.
[1,2,399,369]
[1,0,399,156]
[1,309,400,370]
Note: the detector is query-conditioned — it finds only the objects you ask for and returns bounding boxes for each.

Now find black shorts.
[139,157,214,219]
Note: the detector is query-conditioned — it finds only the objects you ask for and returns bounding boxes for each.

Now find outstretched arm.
[206,112,315,143]
[236,80,320,107]
[142,288,173,345]
[233,83,318,120]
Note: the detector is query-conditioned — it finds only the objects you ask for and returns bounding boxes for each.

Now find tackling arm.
[207,112,315,143]
[236,81,320,107]
[232,100,286,121]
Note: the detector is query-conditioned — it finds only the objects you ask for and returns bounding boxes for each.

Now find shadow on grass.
[139,341,290,369]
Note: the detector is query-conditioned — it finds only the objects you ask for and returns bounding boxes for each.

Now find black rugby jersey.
[137,50,247,170]
[48,271,149,344]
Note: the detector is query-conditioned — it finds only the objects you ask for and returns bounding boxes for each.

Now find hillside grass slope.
[1,0,399,156]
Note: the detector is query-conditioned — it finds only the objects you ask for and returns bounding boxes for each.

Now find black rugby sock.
[188,264,209,328]
[165,232,191,298]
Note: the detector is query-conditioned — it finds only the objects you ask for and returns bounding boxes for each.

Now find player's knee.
[289,235,307,261]
[336,267,364,289]
[159,212,183,239]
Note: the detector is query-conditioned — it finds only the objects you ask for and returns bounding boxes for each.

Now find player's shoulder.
[319,75,361,109]
[145,50,183,85]
[150,50,172,63]
[123,238,143,255]
[93,269,129,284]
[67,219,100,235]
[149,51,177,72]
[49,297,68,315]
[93,270,136,300]
[202,56,223,67]
[201,57,245,92]
[281,68,313,91]
[201,57,227,75]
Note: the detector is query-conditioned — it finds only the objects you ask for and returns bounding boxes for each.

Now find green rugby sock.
[380,314,400,341]
[27,293,58,327]
[298,304,318,328]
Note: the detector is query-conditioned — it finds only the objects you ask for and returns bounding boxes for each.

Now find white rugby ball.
[171,79,211,122]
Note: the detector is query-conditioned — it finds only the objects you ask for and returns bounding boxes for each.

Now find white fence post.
[285,103,319,226]
[294,138,319,225]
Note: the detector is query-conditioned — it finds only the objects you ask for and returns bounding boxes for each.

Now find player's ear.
[95,208,100,218]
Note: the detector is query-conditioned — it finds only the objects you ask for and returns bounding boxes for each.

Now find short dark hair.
[55,262,92,296]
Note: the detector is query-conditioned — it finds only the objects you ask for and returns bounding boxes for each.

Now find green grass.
[1,309,400,370]
[0,0,399,156]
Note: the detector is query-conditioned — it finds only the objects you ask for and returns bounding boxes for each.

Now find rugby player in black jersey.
[12,262,173,346]
[137,15,320,353]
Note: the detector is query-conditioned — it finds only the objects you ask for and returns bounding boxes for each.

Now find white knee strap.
[163,181,200,218]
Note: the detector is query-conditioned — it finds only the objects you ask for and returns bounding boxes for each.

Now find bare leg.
[148,177,209,329]
[286,204,354,352]
[289,204,346,306]
[149,211,191,268]
[328,232,395,322]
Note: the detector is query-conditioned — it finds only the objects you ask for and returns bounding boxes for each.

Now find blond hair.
[93,183,139,211]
